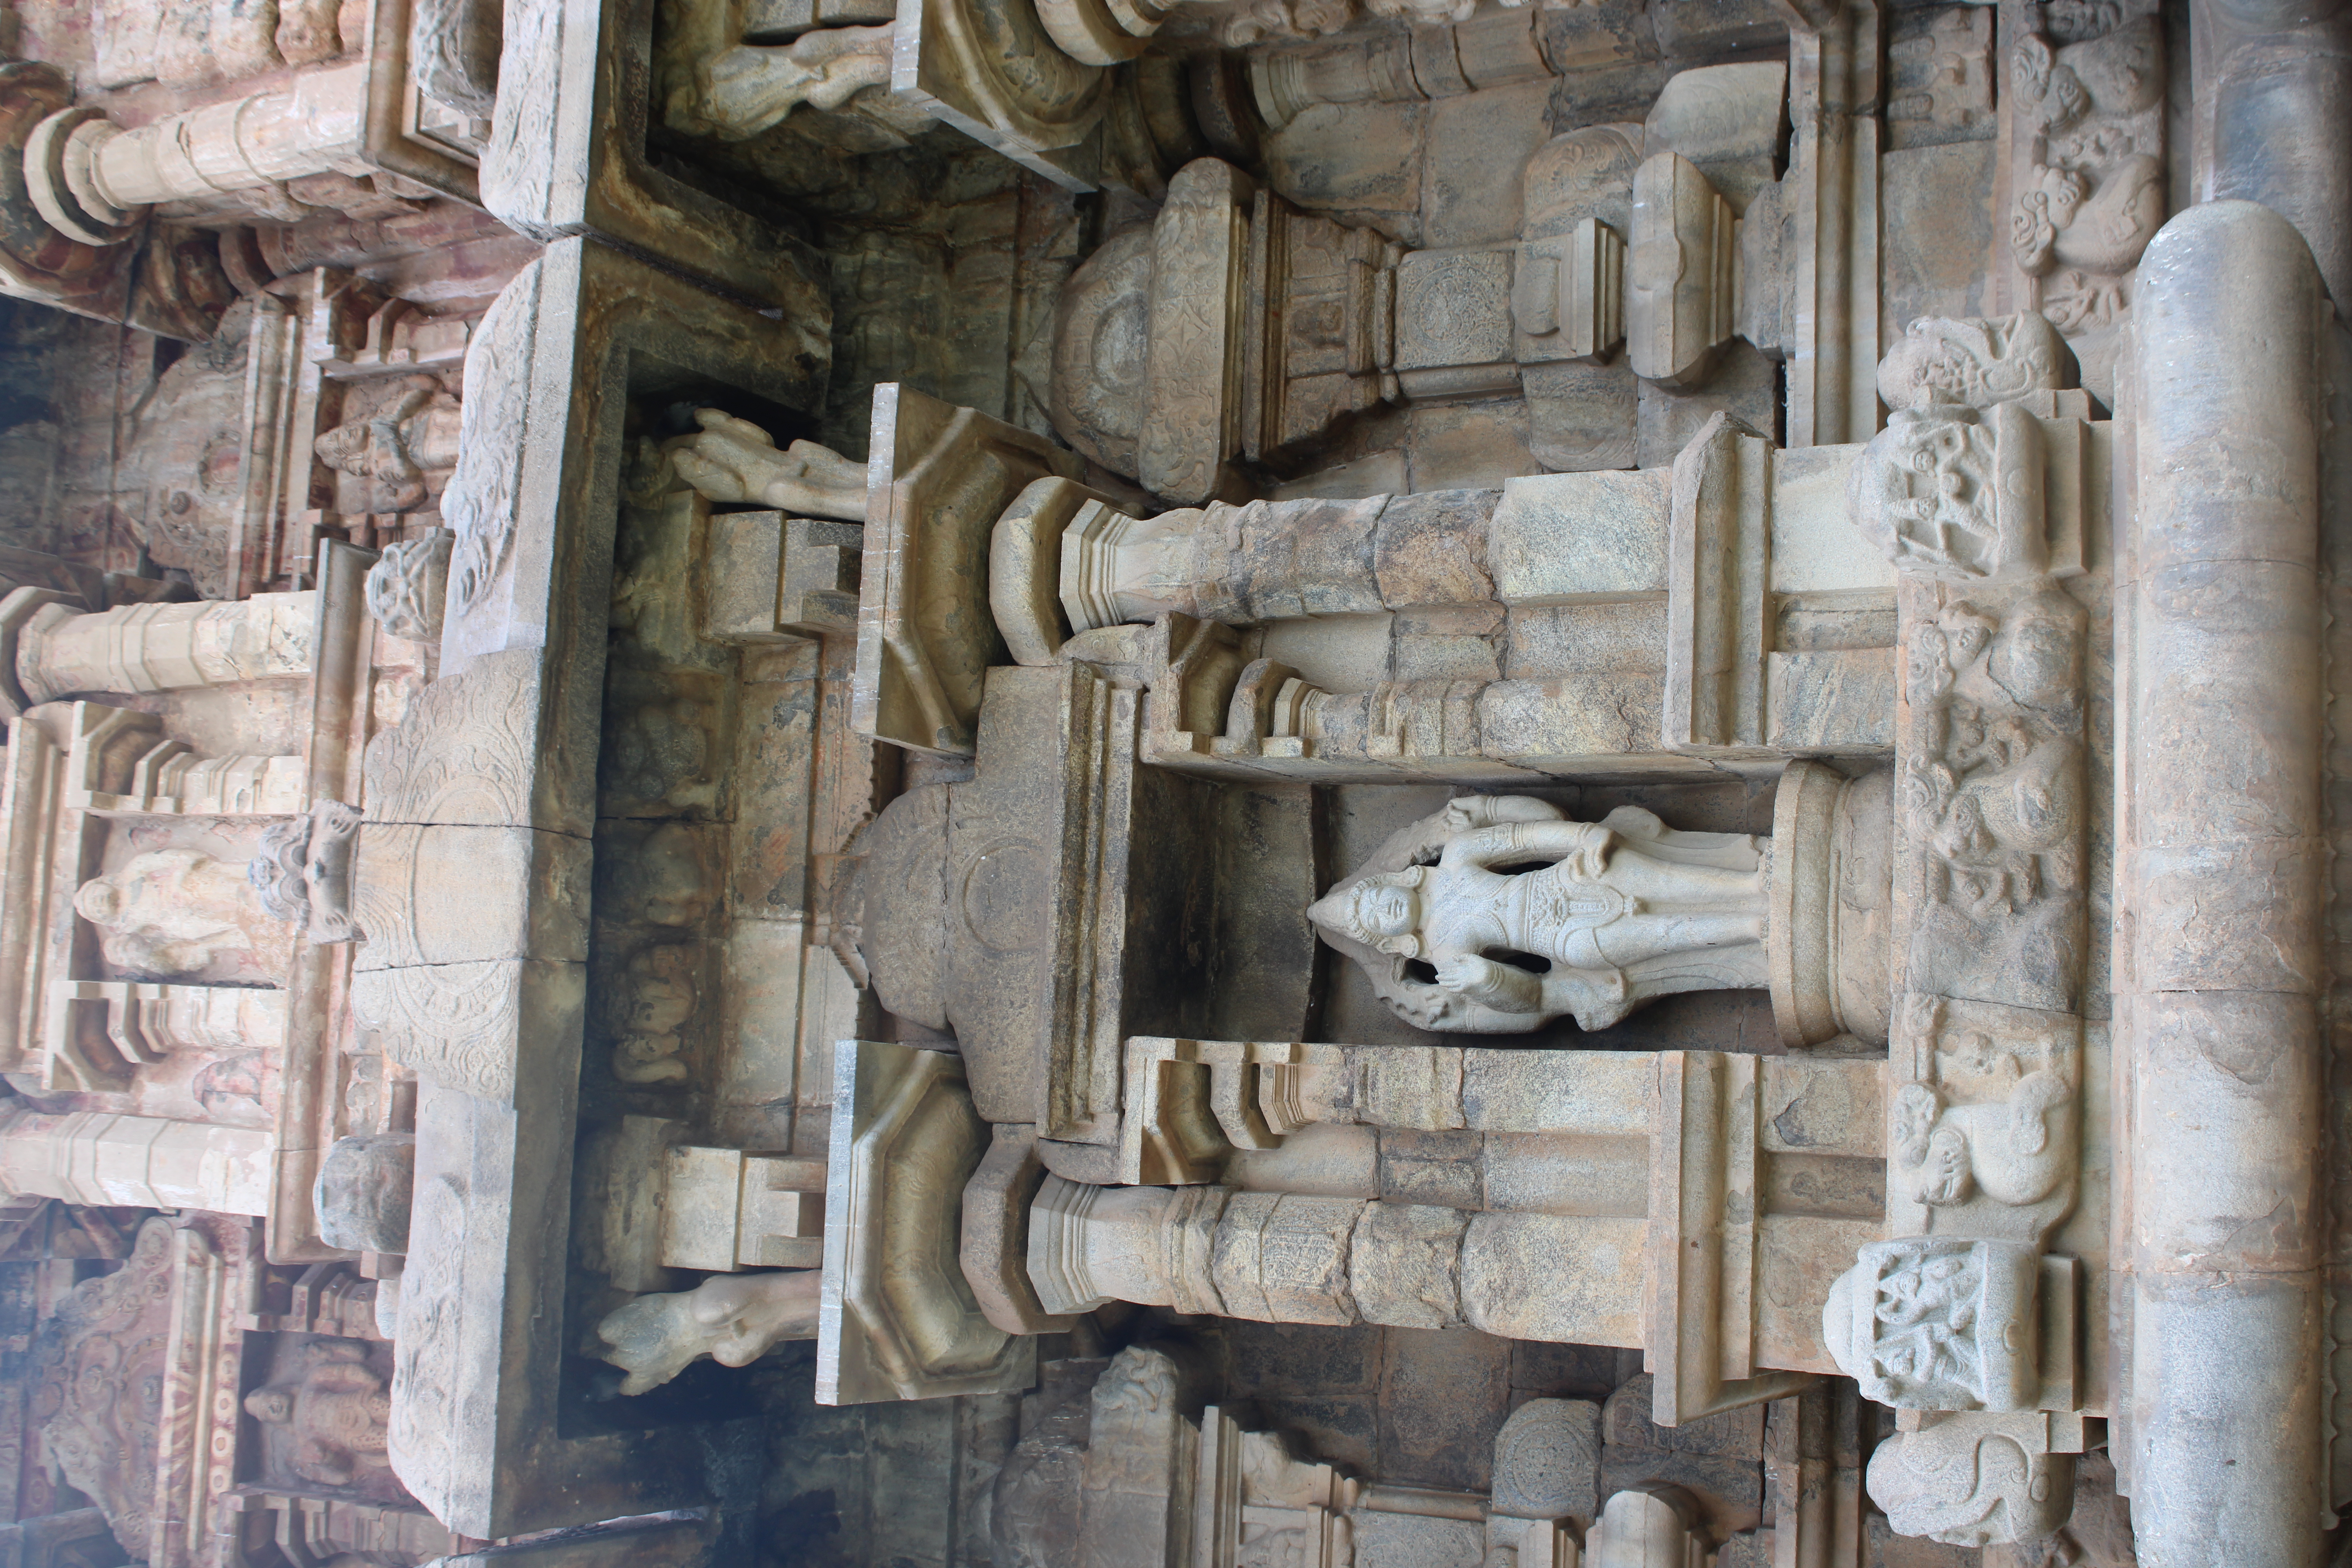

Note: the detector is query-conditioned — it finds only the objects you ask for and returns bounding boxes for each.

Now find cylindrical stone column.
[2122,199,2327,1566]
[2195,0,2352,310]
[0,1107,274,1215]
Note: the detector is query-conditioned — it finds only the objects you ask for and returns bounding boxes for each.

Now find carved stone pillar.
[1,588,316,713]
[0,1107,274,1214]
[23,64,370,245]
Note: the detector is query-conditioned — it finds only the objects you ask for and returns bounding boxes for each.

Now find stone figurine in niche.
[595,1270,822,1395]
[1307,795,1766,1033]
[74,848,298,980]
[314,374,463,513]
[243,1340,394,1487]
[667,408,868,521]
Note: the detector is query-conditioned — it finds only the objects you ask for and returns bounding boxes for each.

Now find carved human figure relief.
[595,1270,821,1395]
[243,1341,395,1487]
[74,849,298,980]
[666,409,869,521]
[314,374,463,513]
[1306,795,1768,1034]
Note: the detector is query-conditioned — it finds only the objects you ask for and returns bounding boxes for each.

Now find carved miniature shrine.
[0,0,2342,1563]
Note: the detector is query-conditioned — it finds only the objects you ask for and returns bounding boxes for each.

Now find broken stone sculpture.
[667,409,869,521]
[1306,793,1767,1032]
[595,1270,823,1395]
[314,1133,417,1255]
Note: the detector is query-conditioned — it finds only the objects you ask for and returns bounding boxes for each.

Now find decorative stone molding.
[817,1040,1034,1404]
[852,385,1083,756]
[363,529,454,644]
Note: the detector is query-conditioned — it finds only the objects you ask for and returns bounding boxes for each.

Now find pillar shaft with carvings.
[3,588,316,713]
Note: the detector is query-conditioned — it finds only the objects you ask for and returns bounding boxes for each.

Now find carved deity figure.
[666,409,868,521]
[314,375,463,513]
[595,1270,821,1395]
[243,1342,393,1486]
[1307,795,1768,1034]
[74,848,297,980]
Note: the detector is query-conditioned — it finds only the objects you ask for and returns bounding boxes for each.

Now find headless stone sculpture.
[1307,795,1767,1033]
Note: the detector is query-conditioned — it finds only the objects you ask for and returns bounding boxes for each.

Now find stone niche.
[345,236,850,1540]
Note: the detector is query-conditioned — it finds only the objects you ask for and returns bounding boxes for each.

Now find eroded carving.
[1889,995,2080,1229]
[1895,583,2087,1012]
[243,1340,394,1487]
[668,408,868,521]
[315,374,463,514]
[2007,14,2165,335]
[313,1133,417,1254]
[1867,1414,2073,1547]
[1306,795,1766,1033]
[75,849,297,981]
[33,1218,179,1557]
[610,944,696,1085]
[595,1269,821,1395]
[365,529,454,644]
[252,799,365,943]
[1822,1237,2041,1411]
[1876,314,2075,413]
[663,29,913,142]
[443,261,543,613]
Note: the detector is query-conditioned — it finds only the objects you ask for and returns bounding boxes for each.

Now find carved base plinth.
[1767,760,1891,1047]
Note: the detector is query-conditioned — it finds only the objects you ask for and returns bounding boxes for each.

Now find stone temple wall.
[0,0,2343,1564]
